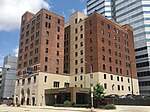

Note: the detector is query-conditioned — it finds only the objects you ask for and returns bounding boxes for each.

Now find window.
[80,42,83,47]
[90,74,93,79]
[35,48,38,54]
[36,31,39,37]
[57,51,59,56]
[31,35,34,41]
[75,76,77,81]
[81,58,83,63]
[81,67,83,73]
[109,57,112,63]
[56,59,59,65]
[102,47,105,52]
[75,18,78,24]
[57,43,59,48]
[120,68,122,74]
[75,28,78,34]
[108,40,111,46]
[80,76,83,80]
[114,43,117,48]
[126,70,129,75]
[90,30,92,34]
[75,36,78,41]
[102,38,104,43]
[101,21,104,25]
[46,48,48,53]
[45,22,51,28]
[111,75,113,80]
[118,85,120,90]
[58,19,60,24]
[102,55,105,61]
[103,64,106,70]
[36,22,40,29]
[46,31,49,37]
[22,79,25,85]
[121,77,123,82]
[80,50,83,55]
[57,27,60,32]
[75,44,78,49]
[90,56,93,61]
[108,49,111,54]
[90,38,92,43]
[116,67,118,73]
[56,67,59,74]
[46,39,49,45]
[28,78,31,84]
[104,74,106,79]
[80,34,83,39]
[108,32,110,38]
[80,25,83,31]
[104,83,107,89]
[90,47,93,52]
[34,76,36,83]
[75,60,78,65]
[31,27,35,33]
[101,29,104,35]
[35,39,39,45]
[57,35,60,40]
[128,86,130,91]
[107,24,110,29]
[114,35,116,40]
[128,78,130,83]
[116,59,118,64]
[122,85,124,90]
[110,66,112,72]
[75,52,78,57]
[117,76,119,81]
[64,83,69,88]
[54,81,60,87]
[45,65,48,72]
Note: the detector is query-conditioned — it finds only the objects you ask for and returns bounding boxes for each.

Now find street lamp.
[85,61,94,112]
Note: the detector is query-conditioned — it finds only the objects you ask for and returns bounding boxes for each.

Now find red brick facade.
[85,13,137,78]
[18,9,64,75]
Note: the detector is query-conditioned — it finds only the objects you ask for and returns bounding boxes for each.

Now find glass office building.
[87,0,112,19]
[114,0,150,95]
[87,0,150,95]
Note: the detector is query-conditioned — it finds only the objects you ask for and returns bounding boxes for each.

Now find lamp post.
[85,61,94,112]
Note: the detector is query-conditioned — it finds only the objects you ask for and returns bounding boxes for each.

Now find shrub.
[71,102,75,106]
[54,104,64,107]
[63,100,72,107]
[104,104,116,109]
[73,104,90,108]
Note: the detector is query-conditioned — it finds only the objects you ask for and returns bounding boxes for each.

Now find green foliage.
[71,102,75,106]
[63,100,72,107]
[93,83,105,100]
[73,104,90,108]
[53,104,64,107]
[104,104,116,109]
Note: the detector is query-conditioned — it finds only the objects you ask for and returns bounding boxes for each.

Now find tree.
[93,83,105,101]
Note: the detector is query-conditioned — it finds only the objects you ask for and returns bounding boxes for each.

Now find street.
[0,105,150,112]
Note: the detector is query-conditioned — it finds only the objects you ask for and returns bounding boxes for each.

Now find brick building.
[14,9,139,106]
[65,12,139,95]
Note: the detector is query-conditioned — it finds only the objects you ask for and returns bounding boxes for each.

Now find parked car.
[105,94,119,99]
[119,95,126,99]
